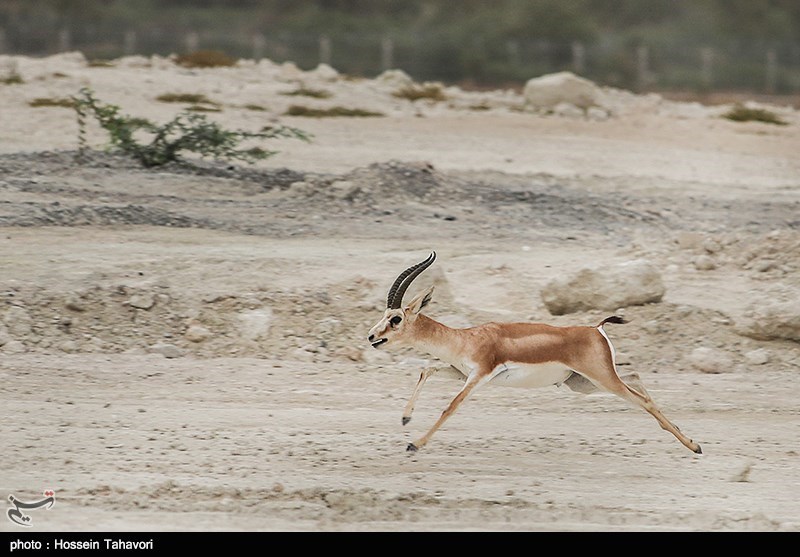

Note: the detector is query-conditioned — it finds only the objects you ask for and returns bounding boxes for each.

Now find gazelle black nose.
[368,334,375,342]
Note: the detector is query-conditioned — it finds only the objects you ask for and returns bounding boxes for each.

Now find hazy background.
[1,0,799,97]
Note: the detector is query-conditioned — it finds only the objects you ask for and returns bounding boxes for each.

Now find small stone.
[2,340,26,354]
[702,238,722,254]
[149,343,182,359]
[237,309,273,341]
[128,294,155,310]
[693,255,717,271]
[58,340,79,353]
[185,324,212,343]
[3,305,32,336]
[65,294,87,312]
[753,260,776,272]
[689,347,732,374]
[290,347,315,362]
[744,348,770,366]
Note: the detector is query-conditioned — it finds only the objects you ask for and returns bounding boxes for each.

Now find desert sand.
[1,52,799,531]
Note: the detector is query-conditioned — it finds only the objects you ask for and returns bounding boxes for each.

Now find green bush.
[722,104,787,125]
[284,105,384,117]
[392,84,447,102]
[73,88,310,167]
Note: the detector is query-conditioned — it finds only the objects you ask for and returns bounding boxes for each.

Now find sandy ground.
[1,53,799,531]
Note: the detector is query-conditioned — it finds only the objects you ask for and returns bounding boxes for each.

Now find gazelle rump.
[367,252,702,454]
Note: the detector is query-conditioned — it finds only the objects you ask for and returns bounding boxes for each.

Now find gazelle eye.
[390,316,402,326]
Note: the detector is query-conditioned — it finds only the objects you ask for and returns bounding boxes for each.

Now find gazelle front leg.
[407,371,487,452]
[402,365,460,426]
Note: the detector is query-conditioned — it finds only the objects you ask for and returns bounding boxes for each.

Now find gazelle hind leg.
[596,370,702,454]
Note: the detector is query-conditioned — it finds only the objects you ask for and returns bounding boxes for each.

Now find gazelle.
[367,252,702,454]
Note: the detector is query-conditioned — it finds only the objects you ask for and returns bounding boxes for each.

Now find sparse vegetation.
[393,84,447,102]
[281,87,333,99]
[73,88,310,167]
[243,104,267,111]
[2,74,23,85]
[722,104,787,125]
[175,50,237,68]
[285,105,384,118]
[157,93,217,105]
[88,60,114,68]
[29,97,76,108]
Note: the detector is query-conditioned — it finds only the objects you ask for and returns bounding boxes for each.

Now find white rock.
[524,71,601,112]
[2,340,26,354]
[702,238,722,254]
[552,102,585,118]
[735,300,800,342]
[185,324,212,343]
[116,55,151,68]
[744,348,770,366]
[148,343,183,359]
[693,255,717,271]
[128,294,155,310]
[540,260,665,315]
[689,347,732,374]
[310,63,339,82]
[65,293,87,312]
[236,309,273,341]
[290,347,315,362]
[3,305,32,336]
[376,69,415,90]
[58,340,79,353]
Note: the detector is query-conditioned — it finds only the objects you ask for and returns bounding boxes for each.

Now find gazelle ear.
[405,285,434,315]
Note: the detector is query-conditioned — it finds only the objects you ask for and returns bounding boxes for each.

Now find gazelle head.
[368,252,436,349]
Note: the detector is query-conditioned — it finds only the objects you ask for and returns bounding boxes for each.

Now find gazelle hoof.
[693,444,703,455]
[406,443,418,452]
[402,416,411,426]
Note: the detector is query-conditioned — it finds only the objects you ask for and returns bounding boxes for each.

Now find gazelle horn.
[387,252,436,309]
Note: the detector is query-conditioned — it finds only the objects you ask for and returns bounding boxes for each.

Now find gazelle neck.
[411,314,467,367]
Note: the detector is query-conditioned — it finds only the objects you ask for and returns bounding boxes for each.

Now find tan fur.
[369,304,701,455]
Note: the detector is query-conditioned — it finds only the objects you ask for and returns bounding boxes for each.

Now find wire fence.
[2,25,799,94]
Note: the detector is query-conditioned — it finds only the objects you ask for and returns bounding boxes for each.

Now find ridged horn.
[386,252,436,309]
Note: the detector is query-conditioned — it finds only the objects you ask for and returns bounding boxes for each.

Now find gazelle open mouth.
[371,338,388,348]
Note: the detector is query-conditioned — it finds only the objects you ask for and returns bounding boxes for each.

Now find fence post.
[319,35,332,66]
[381,36,394,71]
[184,31,199,53]
[700,47,714,89]
[123,30,137,55]
[765,49,777,94]
[252,34,266,60]
[636,45,650,91]
[58,28,71,52]
[571,41,586,75]
[506,40,520,68]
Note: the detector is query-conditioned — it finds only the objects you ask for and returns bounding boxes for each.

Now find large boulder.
[541,260,665,315]
[523,71,602,112]
[735,300,800,342]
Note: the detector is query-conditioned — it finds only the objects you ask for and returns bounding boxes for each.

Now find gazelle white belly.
[489,361,571,389]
